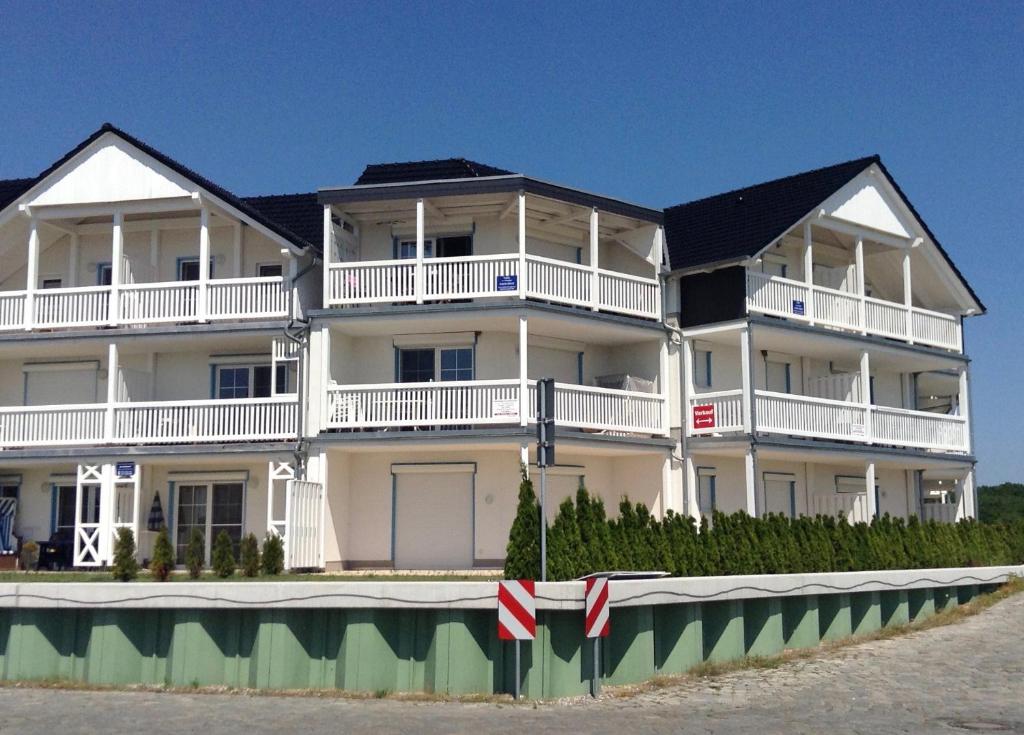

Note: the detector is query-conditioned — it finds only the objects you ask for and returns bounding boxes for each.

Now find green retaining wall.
[0,569,1017,698]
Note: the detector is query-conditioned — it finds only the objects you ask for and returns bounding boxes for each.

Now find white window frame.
[256,262,284,278]
[694,349,713,389]
[172,478,247,565]
[696,467,717,519]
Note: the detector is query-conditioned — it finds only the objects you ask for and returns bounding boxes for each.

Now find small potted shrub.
[19,540,39,572]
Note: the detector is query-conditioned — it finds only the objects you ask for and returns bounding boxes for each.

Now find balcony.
[325,380,667,436]
[686,389,968,453]
[326,255,660,320]
[0,276,290,331]
[746,271,962,351]
[0,397,297,448]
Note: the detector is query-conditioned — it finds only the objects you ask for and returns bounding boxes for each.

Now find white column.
[109,210,123,326]
[958,364,971,454]
[24,216,39,330]
[902,250,913,343]
[589,207,599,311]
[415,199,425,304]
[740,327,753,433]
[860,349,872,443]
[517,191,527,300]
[518,314,528,427]
[960,467,977,521]
[149,229,160,273]
[865,461,877,521]
[233,221,243,278]
[322,204,333,308]
[682,338,695,435]
[519,442,529,470]
[684,455,699,522]
[744,446,757,516]
[266,460,277,537]
[662,453,677,515]
[68,232,80,288]
[197,206,210,322]
[316,323,331,434]
[855,237,866,334]
[654,226,665,321]
[802,222,814,325]
[658,337,670,436]
[105,342,119,441]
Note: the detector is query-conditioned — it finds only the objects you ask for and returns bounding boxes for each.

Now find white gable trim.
[819,168,916,239]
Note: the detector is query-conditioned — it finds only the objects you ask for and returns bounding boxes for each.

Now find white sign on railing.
[492,398,519,418]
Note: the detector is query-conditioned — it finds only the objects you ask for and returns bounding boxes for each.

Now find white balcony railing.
[327,255,660,320]
[0,276,290,331]
[0,398,297,448]
[686,389,969,453]
[325,380,667,435]
[746,271,962,351]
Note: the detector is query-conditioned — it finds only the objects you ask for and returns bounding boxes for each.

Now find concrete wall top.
[0,565,1019,611]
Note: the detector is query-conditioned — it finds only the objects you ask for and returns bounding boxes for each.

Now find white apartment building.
[0,127,983,571]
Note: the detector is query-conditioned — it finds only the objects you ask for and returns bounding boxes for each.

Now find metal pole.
[540,464,547,583]
[592,637,600,697]
[514,639,521,699]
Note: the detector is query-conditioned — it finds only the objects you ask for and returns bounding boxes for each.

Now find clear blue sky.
[1,1,1021,484]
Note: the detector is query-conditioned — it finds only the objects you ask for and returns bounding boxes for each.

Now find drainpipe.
[283,250,318,478]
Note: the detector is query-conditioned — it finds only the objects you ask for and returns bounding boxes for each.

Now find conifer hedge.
[504,485,1024,581]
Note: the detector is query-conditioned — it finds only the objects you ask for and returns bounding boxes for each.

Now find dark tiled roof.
[0,177,36,211]
[354,158,514,185]
[664,156,879,272]
[242,193,321,251]
[1,123,317,252]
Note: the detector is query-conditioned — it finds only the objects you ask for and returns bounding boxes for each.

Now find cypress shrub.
[547,497,586,581]
[573,486,596,576]
[240,533,261,577]
[149,527,175,581]
[504,466,541,580]
[185,527,205,579]
[111,527,138,582]
[261,534,285,576]
[211,530,236,578]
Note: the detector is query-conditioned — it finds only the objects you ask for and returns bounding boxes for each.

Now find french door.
[175,482,244,564]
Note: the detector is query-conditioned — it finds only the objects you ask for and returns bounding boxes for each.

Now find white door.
[393,470,473,569]
[24,364,98,405]
[763,474,796,517]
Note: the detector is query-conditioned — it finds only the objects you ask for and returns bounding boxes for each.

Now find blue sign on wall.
[496,275,518,292]
[115,461,136,479]
[792,300,805,316]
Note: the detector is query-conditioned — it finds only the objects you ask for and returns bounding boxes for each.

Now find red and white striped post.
[585,577,610,697]
[498,579,536,698]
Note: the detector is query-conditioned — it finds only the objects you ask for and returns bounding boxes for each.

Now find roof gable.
[820,171,915,238]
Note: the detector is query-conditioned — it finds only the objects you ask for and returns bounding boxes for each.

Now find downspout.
[284,251,319,478]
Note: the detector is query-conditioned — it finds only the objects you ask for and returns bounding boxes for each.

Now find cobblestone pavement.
[2,594,1023,734]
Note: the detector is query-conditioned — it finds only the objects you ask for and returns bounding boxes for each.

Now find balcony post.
[518,314,528,427]
[415,199,425,304]
[802,222,815,325]
[68,232,80,287]
[105,342,119,442]
[322,205,333,308]
[109,210,124,326]
[958,364,971,454]
[198,206,210,322]
[860,349,872,443]
[740,327,753,433]
[589,207,599,311]
[654,226,665,321]
[902,250,914,343]
[960,467,977,521]
[232,221,243,278]
[24,215,39,330]
[744,446,758,516]
[684,455,699,522]
[659,337,670,436]
[855,236,866,334]
[682,338,695,435]
[517,191,527,300]
[865,461,877,521]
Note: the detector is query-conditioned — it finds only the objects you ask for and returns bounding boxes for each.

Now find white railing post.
[958,364,971,454]
[109,210,123,326]
[860,349,872,443]
[740,327,753,434]
[68,232,80,288]
[659,337,670,436]
[198,206,210,322]
[589,207,599,311]
[322,204,333,308]
[903,250,914,343]
[803,222,815,325]
[105,342,119,441]
[518,315,528,427]
[517,191,527,300]
[865,461,877,520]
[654,226,665,321]
[415,199,425,304]
[682,338,695,435]
[855,237,867,334]
[24,215,39,331]
[744,447,758,516]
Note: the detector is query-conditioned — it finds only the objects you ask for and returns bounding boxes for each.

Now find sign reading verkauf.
[692,404,716,429]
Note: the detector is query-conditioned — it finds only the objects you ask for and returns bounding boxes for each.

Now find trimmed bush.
[211,530,236,578]
[185,527,205,579]
[240,533,260,577]
[503,465,541,580]
[261,533,284,576]
[111,527,138,582]
[149,527,175,582]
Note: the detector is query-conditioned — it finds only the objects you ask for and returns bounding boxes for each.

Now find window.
[216,364,274,399]
[178,257,214,281]
[0,484,18,500]
[54,485,100,533]
[275,362,297,395]
[257,263,283,278]
[398,347,474,383]
[398,239,434,259]
[41,277,62,289]
[399,349,436,383]
[440,348,473,382]
[97,263,112,286]
[697,469,716,520]
[694,349,712,389]
[175,482,245,564]
[765,360,791,394]
[763,473,796,518]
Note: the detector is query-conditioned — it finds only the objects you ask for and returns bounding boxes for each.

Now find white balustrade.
[119,281,199,323]
[0,404,106,446]
[525,254,592,308]
[755,390,869,442]
[113,398,297,443]
[326,380,522,429]
[530,381,666,435]
[0,291,25,330]
[870,405,967,452]
[423,255,520,300]
[922,503,957,524]
[747,271,963,351]
[812,493,869,523]
[328,260,416,305]
[598,270,660,319]
[686,390,744,435]
[33,286,110,327]
[208,276,290,319]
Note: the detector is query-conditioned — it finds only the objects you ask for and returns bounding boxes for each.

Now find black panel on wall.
[678,266,747,328]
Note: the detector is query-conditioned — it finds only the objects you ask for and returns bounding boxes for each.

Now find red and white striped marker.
[498,580,536,641]
[585,577,610,638]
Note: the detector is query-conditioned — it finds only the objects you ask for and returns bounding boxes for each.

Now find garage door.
[393,466,473,570]
[24,362,99,406]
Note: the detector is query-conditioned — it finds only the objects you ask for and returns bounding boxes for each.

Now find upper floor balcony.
[320,175,665,322]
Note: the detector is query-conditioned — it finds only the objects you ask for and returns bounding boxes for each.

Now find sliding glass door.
[175,482,244,564]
